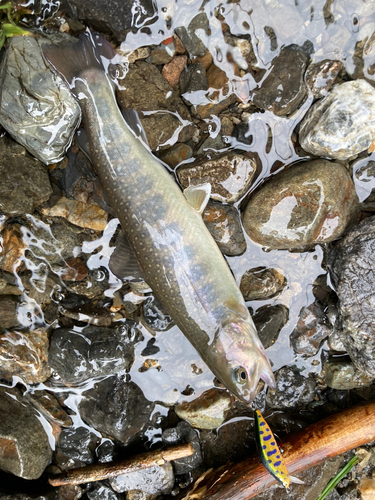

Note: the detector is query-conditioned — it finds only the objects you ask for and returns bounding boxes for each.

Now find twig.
[49,443,194,487]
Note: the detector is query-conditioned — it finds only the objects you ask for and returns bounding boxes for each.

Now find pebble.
[57,427,99,466]
[203,201,246,256]
[290,302,332,356]
[353,159,375,211]
[161,422,203,474]
[242,159,360,250]
[359,477,375,500]
[240,267,286,301]
[299,80,375,160]
[110,463,174,495]
[266,366,316,409]
[42,197,108,231]
[193,93,238,120]
[60,257,89,281]
[178,153,256,203]
[159,143,193,168]
[118,46,151,64]
[305,59,343,99]
[0,138,52,216]
[0,224,26,273]
[180,63,208,98]
[25,390,72,427]
[162,55,187,88]
[192,50,213,70]
[175,13,209,57]
[324,360,374,390]
[146,48,172,65]
[87,483,121,500]
[0,270,22,296]
[328,216,375,376]
[175,388,233,429]
[0,386,52,479]
[253,304,289,349]
[0,295,21,330]
[0,329,50,384]
[142,295,173,331]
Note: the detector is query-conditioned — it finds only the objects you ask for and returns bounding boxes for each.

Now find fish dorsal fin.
[289,476,305,485]
[223,295,249,320]
[183,183,211,214]
[76,128,92,161]
[109,230,145,281]
[122,108,149,148]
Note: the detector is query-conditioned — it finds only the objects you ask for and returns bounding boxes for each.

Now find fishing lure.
[254,409,304,489]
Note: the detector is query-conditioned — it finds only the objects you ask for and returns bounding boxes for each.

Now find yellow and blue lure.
[254,409,304,489]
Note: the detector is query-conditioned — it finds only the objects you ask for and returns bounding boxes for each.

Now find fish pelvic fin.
[42,30,115,88]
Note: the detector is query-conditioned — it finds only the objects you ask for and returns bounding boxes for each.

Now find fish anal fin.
[183,183,211,214]
[122,108,149,148]
[109,230,146,282]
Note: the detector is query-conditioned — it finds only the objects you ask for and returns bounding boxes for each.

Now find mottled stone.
[110,463,174,495]
[290,303,332,356]
[175,388,233,429]
[0,36,80,164]
[117,61,193,151]
[0,138,52,216]
[203,201,246,256]
[193,93,238,119]
[0,224,26,273]
[353,159,375,210]
[328,216,375,376]
[243,160,360,250]
[42,197,108,231]
[180,63,208,100]
[0,386,52,479]
[300,80,375,160]
[324,360,374,390]
[25,391,72,427]
[252,47,307,116]
[20,272,60,309]
[159,143,193,168]
[119,47,151,64]
[142,295,173,331]
[266,366,316,409]
[162,422,202,474]
[0,329,50,384]
[178,153,256,203]
[87,483,121,500]
[147,48,172,65]
[61,257,89,281]
[305,60,343,99]
[253,304,289,349]
[0,295,20,330]
[207,64,230,90]
[162,55,187,88]
[240,267,286,301]
[175,13,209,57]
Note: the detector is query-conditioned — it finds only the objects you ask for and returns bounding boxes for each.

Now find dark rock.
[0,138,52,216]
[196,135,227,157]
[142,295,173,331]
[78,375,154,445]
[87,483,121,500]
[243,160,360,250]
[117,61,193,151]
[96,439,116,463]
[290,302,332,356]
[266,366,316,409]
[177,153,257,203]
[0,36,81,164]
[0,295,20,330]
[20,272,60,309]
[109,463,174,495]
[251,47,307,116]
[353,159,375,211]
[324,360,374,390]
[180,63,208,105]
[305,60,343,99]
[175,13,209,57]
[0,386,52,479]
[147,48,172,65]
[240,267,287,301]
[141,338,160,357]
[49,324,138,383]
[25,390,72,427]
[203,201,246,256]
[161,422,202,474]
[253,304,289,349]
[328,216,375,376]
[58,427,98,465]
[61,0,155,42]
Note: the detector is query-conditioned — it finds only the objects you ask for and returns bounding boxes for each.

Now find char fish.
[42,31,275,403]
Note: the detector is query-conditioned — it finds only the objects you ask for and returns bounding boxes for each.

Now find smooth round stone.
[324,360,374,390]
[242,159,360,250]
[240,266,286,301]
[299,80,375,160]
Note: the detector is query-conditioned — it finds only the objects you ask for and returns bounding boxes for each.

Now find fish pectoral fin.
[183,183,211,214]
[289,476,305,485]
[122,108,149,148]
[109,229,146,281]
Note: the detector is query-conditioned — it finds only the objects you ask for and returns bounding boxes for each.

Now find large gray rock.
[0,36,81,165]
[328,216,375,376]
[0,386,52,479]
[299,80,375,160]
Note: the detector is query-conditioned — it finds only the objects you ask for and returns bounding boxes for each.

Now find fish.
[254,409,304,488]
[41,31,275,403]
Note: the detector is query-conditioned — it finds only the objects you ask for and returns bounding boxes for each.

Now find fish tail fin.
[41,30,115,87]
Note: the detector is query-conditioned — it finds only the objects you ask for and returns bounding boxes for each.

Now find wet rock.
[20,272,60,309]
[61,0,154,42]
[251,47,307,116]
[0,386,52,479]
[96,439,116,463]
[353,159,375,211]
[0,36,80,165]
[327,329,347,353]
[87,483,121,500]
[0,295,20,330]
[147,48,172,65]
[0,225,26,274]
[203,201,246,256]
[253,304,289,349]
[0,270,22,296]
[350,23,375,87]
[119,47,151,64]
[242,160,360,250]
[126,493,157,500]
[175,388,233,429]
[49,324,139,383]
[196,134,227,157]
[290,303,332,356]
[324,360,374,390]
[175,13,209,57]
[25,390,72,427]
[305,60,343,99]
[206,64,231,91]
[328,216,375,376]
[180,63,208,103]
[61,257,89,281]
[56,485,83,500]
[110,463,174,495]
[162,422,202,474]
[266,366,316,409]
[178,153,256,203]
[60,305,112,327]
[192,50,213,71]
[0,138,52,216]
[42,197,108,231]
[79,375,154,445]
[193,93,238,120]
[117,61,193,151]
[223,33,257,72]
[0,329,50,384]
[142,295,173,331]
[159,143,193,168]
[240,267,286,301]
[57,427,98,465]
[300,80,375,160]
[162,55,187,88]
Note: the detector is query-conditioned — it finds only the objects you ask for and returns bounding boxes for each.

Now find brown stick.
[182,402,375,500]
[49,443,194,487]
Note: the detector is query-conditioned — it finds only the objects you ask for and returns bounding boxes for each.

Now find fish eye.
[234,366,247,385]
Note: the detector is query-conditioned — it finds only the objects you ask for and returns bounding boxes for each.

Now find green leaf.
[316,455,359,500]
[0,29,5,50]
[2,23,31,37]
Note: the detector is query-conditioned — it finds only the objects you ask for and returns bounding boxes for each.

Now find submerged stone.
[266,366,316,409]
[253,304,289,349]
[290,302,332,356]
[299,79,375,160]
[240,267,286,301]
[324,360,374,390]
[41,197,108,231]
[242,159,360,250]
[305,59,343,99]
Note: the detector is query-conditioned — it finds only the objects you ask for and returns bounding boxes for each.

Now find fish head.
[212,319,276,404]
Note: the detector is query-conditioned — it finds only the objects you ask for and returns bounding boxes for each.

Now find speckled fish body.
[254,409,290,488]
[42,32,275,403]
